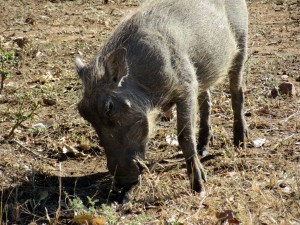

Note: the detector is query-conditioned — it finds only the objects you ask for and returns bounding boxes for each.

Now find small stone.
[42,98,56,106]
[296,76,300,82]
[275,0,284,5]
[279,82,297,96]
[253,138,267,148]
[281,75,289,81]
[279,183,287,188]
[25,17,36,25]
[271,88,279,98]
[271,82,297,98]
[35,51,43,58]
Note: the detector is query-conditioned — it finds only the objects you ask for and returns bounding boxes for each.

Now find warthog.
[76,0,248,200]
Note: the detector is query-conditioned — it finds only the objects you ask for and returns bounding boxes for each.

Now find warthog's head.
[75,48,150,188]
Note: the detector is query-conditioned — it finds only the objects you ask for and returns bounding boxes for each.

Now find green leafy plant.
[7,93,39,138]
[67,195,119,224]
[0,47,15,94]
[68,196,86,213]
[99,204,118,224]
[87,196,99,214]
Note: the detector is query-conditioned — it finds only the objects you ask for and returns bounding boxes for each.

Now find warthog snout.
[114,175,140,188]
[107,156,143,188]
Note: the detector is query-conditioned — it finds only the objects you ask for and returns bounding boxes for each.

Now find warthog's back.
[99,0,248,93]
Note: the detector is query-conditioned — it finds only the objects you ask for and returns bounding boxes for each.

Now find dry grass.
[0,0,299,224]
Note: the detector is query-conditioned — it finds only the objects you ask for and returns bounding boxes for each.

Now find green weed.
[0,47,15,94]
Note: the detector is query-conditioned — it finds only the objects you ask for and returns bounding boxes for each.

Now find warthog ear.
[103,48,128,85]
[75,55,85,79]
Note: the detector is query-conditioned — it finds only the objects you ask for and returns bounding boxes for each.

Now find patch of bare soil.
[0,0,299,224]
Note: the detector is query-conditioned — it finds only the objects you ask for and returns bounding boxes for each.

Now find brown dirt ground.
[0,0,299,224]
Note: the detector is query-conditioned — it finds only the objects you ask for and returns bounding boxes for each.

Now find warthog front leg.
[177,91,206,192]
[229,42,248,148]
[197,90,213,156]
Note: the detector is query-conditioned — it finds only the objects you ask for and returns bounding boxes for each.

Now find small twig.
[281,109,300,123]
[135,158,150,174]
[7,120,26,138]
[45,207,51,223]
[0,24,9,34]
[0,56,6,94]
[54,163,62,224]
[14,140,42,158]
[0,187,3,223]
[7,102,39,138]
[0,71,5,94]
[272,134,295,150]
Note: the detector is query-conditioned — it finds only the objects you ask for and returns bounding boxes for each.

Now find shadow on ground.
[1,151,223,224]
[1,171,112,224]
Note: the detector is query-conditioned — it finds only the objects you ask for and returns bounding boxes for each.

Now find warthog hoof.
[198,146,209,158]
[186,155,207,193]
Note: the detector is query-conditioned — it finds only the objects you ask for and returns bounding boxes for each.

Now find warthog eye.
[112,76,118,82]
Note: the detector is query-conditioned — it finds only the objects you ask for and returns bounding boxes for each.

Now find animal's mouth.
[114,175,140,188]
[112,181,137,204]
[114,157,148,185]
[110,157,149,203]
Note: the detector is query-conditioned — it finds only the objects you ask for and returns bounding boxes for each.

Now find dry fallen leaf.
[79,141,91,151]
[90,218,106,225]
[166,134,179,146]
[216,209,234,221]
[253,138,266,148]
[71,214,93,224]
[32,120,53,130]
[219,172,237,178]
[71,214,105,225]
[62,143,87,157]
[257,105,270,114]
[13,37,29,48]
[216,210,240,224]
[38,73,60,84]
